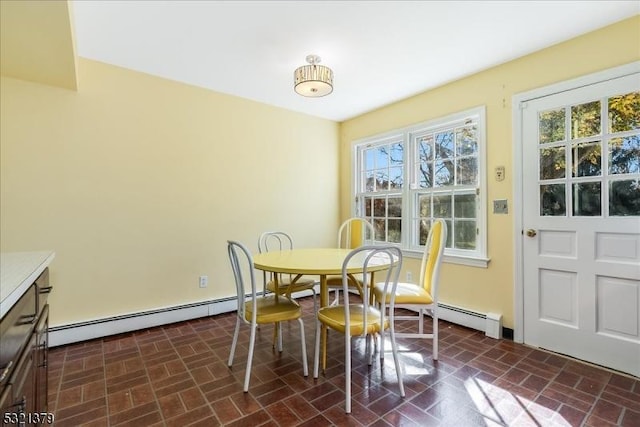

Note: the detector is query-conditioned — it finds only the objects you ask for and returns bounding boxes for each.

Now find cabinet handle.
[5,395,25,411]
[0,360,13,382]
[37,342,48,368]
[39,286,53,294]
[17,314,37,325]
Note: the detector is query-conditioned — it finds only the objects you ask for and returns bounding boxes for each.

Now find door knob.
[526,229,537,237]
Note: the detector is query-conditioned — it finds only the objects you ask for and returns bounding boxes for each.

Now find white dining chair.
[258,231,317,312]
[227,240,308,392]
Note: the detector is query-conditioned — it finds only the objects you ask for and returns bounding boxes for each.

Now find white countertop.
[0,251,55,319]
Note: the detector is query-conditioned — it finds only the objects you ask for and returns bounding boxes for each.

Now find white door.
[522,72,640,377]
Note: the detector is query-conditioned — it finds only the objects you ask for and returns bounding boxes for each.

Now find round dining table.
[253,247,395,370]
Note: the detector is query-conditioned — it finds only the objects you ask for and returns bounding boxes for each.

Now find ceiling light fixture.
[294,54,333,97]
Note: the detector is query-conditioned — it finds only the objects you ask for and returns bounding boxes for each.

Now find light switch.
[495,166,505,181]
[493,199,508,214]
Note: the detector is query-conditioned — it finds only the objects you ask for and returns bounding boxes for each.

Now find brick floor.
[48,297,640,426]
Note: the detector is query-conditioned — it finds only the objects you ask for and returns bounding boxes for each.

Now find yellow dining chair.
[373,219,447,360]
[326,217,375,305]
[227,240,308,392]
[313,245,405,414]
[258,231,317,312]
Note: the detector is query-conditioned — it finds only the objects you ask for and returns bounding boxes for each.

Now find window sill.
[403,249,490,268]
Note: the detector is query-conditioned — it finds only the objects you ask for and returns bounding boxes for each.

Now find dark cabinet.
[1,335,36,423]
[34,306,48,416]
[0,384,13,421]
[1,269,51,426]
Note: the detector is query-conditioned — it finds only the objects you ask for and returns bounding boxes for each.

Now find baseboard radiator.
[49,297,239,347]
[437,303,503,339]
[49,287,503,347]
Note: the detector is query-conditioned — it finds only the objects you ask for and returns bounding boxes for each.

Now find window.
[354,107,488,267]
[538,91,640,217]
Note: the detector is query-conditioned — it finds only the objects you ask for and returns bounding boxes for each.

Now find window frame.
[352,106,489,267]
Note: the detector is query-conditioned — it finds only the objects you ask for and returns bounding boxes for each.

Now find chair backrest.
[227,240,258,323]
[258,231,294,253]
[338,218,375,249]
[341,245,403,336]
[418,219,447,298]
[257,231,295,290]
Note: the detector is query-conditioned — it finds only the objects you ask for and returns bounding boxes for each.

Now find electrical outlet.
[406,271,412,282]
[199,276,208,288]
[495,166,505,181]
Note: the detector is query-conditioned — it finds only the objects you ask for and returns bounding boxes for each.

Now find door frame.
[511,61,640,343]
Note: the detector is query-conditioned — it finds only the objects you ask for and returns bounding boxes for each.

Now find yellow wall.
[339,16,640,328]
[0,0,78,90]
[1,58,340,326]
[2,14,637,332]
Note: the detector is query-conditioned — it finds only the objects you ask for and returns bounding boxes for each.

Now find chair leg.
[297,318,309,377]
[433,309,439,360]
[311,288,318,313]
[332,289,340,306]
[228,316,241,367]
[367,334,375,366]
[345,332,352,414]
[379,300,387,360]
[277,322,283,352]
[244,323,257,392]
[373,331,379,360]
[313,319,321,378]
[365,334,370,365]
[388,314,405,397]
[272,322,278,348]
[419,309,424,334]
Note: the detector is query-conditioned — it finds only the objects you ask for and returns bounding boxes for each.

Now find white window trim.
[351,106,489,268]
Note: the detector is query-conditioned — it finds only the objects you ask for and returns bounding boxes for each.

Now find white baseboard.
[49,286,501,346]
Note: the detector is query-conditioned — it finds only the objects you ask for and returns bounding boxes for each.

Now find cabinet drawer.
[34,305,49,414]
[1,335,35,426]
[34,268,52,314]
[0,382,13,415]
[0,286,36,387]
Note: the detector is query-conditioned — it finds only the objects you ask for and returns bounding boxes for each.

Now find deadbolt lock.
[526,229,537,237]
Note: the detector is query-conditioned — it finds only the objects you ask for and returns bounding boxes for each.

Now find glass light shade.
[294,64,333,97]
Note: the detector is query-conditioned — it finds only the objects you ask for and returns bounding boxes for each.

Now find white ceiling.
[71,1,639,122]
